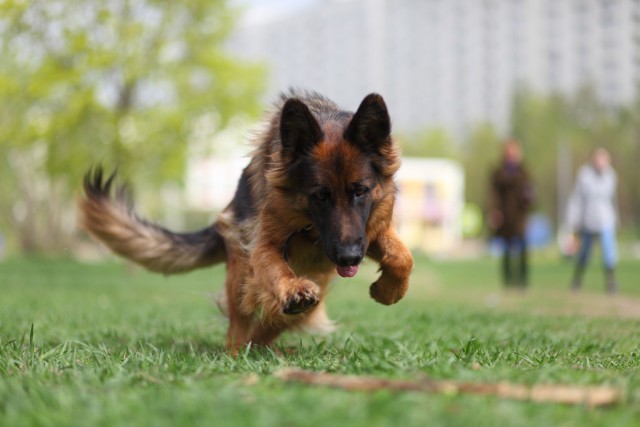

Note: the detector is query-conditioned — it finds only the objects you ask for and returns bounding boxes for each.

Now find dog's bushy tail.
[79,167,226,274]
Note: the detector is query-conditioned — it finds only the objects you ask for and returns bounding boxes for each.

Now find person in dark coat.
[488,139,534,288]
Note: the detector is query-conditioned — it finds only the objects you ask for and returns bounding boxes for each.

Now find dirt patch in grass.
[486,289,640,320]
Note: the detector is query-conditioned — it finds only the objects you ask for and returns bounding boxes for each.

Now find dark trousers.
[501,236,528,288]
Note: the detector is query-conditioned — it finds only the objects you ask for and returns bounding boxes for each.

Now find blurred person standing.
[488,139,534,288]
[566,148,619,294]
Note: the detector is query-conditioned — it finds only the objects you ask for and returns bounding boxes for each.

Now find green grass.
[1,255,640,426]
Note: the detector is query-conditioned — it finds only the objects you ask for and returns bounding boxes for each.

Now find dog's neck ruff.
[282,224,313,262]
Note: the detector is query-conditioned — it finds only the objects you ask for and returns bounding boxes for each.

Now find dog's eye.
[354,187,369,198]
[312,191,328,201]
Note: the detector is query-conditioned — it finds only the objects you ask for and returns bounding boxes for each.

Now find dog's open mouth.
[336,265,359,278]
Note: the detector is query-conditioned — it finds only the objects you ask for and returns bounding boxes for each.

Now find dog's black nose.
[336,244,363,267]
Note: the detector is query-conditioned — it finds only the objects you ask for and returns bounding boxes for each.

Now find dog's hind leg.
[247,323,288,347]
[367,228,414,305]
[224,251,254,352]
[227,310,253,352]
[296,301,335,334]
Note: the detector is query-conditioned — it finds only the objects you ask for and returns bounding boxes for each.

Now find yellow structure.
[395,158,465,255]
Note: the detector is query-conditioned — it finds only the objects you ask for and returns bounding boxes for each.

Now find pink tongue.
[336,265,359,278]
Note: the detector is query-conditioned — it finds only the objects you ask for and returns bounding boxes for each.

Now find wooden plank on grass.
[274,368,620,408]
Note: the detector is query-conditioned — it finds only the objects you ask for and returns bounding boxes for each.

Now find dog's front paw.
[282,279,320,315]
[370,275,409,305]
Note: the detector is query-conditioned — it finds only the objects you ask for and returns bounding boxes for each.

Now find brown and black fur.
[80,90,413,351]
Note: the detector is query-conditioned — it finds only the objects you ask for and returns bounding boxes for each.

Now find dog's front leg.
[367,227,413,305]
[242,235,320,323]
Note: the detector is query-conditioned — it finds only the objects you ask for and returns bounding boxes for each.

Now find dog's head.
[278,93,399,278]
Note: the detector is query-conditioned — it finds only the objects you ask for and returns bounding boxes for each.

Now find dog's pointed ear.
[344,93,391,153]
[280,99,323,158]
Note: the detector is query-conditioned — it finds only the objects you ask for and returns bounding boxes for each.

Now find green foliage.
[1,256,640,426]
[398,86,640,232]
[399,128,457,158]
[511,87,640,228]
[0,0,265,253]
[461,123,500,208]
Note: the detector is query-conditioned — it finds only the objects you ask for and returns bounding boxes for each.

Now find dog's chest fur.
[285,232,335,276]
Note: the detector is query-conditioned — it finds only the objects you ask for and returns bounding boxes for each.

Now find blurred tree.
[399,87,640,236]
[621,91,640,237]
[511,87,638,231]
[399,128,457,158]
[511,89,568,222]
[462,123,500,209]
[0,0,265,254]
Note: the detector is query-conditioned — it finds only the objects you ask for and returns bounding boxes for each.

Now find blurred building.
[228,0,640,137]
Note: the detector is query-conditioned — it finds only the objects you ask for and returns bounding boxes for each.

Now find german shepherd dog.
[80,90,413,351]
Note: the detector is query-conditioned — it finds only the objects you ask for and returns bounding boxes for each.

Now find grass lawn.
[1,254,639,426]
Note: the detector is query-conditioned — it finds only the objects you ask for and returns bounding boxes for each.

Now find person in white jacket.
[566,148,619,293]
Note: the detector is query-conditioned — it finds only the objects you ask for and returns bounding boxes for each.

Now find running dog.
[80,90,413,351]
